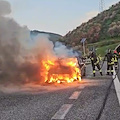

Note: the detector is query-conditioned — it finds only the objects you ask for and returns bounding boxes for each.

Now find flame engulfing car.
[44,57,86,84]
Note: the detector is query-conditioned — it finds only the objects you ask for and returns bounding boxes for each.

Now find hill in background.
[30,30,62,43]
[60,1,120,55]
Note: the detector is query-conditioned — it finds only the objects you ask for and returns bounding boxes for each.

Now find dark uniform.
[104,49,114,75]
[88,51,103,77]
[113,50,119,70]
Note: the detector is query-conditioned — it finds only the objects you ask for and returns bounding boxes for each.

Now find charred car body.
[45,57,86,84]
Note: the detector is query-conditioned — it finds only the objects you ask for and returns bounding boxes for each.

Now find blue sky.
[6,0,120,35]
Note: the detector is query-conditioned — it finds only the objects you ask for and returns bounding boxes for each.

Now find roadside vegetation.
[88,37,120,56]
[60,1,120,55]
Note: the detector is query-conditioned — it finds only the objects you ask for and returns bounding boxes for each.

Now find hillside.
[62,1,120,48]
[30,30,62,43]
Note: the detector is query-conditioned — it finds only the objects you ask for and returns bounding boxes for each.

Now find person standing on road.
[88,51,103,77]
[104,49,114,75]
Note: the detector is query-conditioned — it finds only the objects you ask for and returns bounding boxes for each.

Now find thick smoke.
[0,0,79,86]
[0,0,11,16]
[54,42,79,58]
[0,0,39,84]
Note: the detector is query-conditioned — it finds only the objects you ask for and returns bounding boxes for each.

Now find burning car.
[42,57,85,84]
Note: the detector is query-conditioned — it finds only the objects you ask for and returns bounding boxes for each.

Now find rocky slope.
[62,1,120,47]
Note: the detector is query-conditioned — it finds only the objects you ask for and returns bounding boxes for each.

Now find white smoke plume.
[0,0,11,16]
[54,42,79,58]
[0,0,80,86]
[0,0,39,84]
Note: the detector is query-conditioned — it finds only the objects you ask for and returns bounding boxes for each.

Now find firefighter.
[104,49,114,75]
[88,51,103,77]
[113,50,119,70]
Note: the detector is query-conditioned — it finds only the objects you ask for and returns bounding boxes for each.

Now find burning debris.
[0,0,82,85]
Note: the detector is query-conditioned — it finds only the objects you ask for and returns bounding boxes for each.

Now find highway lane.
[0,63,120,120]
[0,86,79,120]
[99,60,120,120]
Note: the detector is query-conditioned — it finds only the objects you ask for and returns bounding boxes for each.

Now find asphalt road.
[0,62,120,120]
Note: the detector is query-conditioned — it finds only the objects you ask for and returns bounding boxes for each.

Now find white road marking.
[69,91,81,99]
[51,104,72,120]
[113,68,120,105]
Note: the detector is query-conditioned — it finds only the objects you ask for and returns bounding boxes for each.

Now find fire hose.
[96,60,120,120]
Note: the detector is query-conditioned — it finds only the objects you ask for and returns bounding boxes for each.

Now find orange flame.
[41,57,81,83]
